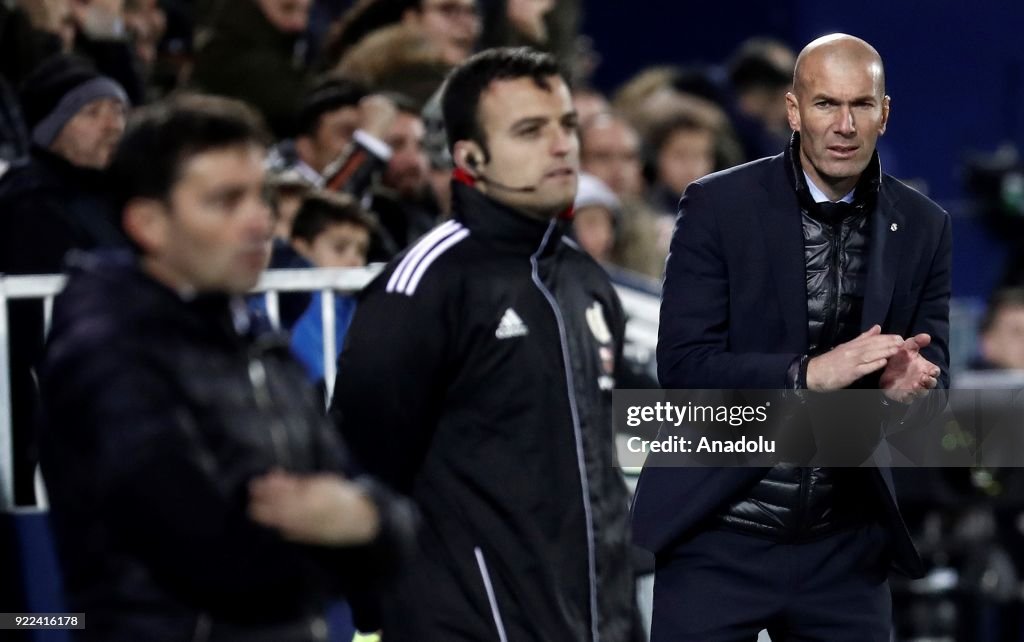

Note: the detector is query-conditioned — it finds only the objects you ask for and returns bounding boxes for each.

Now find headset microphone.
[466,154,538,193]
[477,175,539,193]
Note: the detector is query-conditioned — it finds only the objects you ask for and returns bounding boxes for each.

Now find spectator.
[611,66,679,125]
[977,287,1024,370]
[580,112,663,277]
[572,172,619,264]
[478,0,554,50]
[321,94,439,259]
[288,191,374,383]
[269,169,317,243]
[478,0,583,83]
[267,76,371,186]
[372,98,439,250]
[68,0,148,104]
[726,35,796,159]
[262,168,318,329]
[334,22,451,108]
[2,0,145,103]
[0,54,128,264]
[191,0,314,137]
[580,112,643,198]
[329,46,642,641]
[323,0,480,69]
[38,94,414,642]
[0,55,128,504]
[0,1,72,88]
[122,0,167,79]
[644,109,718,216]
[611,64,735,149]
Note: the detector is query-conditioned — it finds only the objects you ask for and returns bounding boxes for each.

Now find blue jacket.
[290,291,358,382]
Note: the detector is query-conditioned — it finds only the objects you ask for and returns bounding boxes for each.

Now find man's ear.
[879,95,891,136]
[291,236,314,263]
[453,140,483,174]
[785,91,800,132]
[122,198,169,255]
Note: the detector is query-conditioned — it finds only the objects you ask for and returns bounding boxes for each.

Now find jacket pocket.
[474,546,510,642]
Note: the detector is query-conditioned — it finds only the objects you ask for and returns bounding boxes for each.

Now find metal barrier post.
[321,289,337,408]
[0,280,13,511]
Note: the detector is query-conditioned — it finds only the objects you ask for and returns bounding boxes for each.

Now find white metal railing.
[251,266,385,397]
[614,285,659,362]
[0,266,384,512]
[0,265,662,512]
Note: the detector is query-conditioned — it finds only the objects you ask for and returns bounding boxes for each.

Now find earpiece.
[467,154,480,170]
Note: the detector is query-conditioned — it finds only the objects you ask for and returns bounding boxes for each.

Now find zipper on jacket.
[825,222,843,348]
[247,357,293,467]
[474,547,510,642]
[529,221,600,642]
[794,466,811,539]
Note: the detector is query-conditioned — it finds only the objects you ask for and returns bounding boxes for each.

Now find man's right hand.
[357,94,398,141]
[806,325,904,392]
[248,470,381,547]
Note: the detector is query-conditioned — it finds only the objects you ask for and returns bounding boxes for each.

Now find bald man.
[632,35,950,640]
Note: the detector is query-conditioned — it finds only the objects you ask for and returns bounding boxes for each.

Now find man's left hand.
[880,333,940,404]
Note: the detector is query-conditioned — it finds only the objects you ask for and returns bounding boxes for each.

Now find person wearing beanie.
[0,53,129,506]
[572,172,620,264]
[18,53,129,169]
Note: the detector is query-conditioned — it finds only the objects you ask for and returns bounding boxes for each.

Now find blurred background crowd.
[2,0,1024,640]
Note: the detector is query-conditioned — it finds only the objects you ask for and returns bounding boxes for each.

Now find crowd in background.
[0,0,805,286]
[3,1,1024,640]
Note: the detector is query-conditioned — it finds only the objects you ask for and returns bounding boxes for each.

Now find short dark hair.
[296,76,368,138]
[109,94,270,210]
[980,287,1024,334]
[441,47,564,160]
[290,191,375,243]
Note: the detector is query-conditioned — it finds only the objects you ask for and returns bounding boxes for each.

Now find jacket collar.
[763,133,906,338]
[63,249,278,349]
[29,145,110,192]
[449,170,571,256]
[784,132,881,219]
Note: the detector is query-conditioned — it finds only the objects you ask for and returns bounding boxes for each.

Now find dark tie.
[815,200,854,224]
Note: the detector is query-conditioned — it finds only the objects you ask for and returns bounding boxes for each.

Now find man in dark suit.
[632,34,951,641]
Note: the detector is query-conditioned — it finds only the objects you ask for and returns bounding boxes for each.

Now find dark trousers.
[651,524,892,642]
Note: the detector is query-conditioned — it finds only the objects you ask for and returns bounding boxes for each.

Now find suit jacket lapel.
[861,182,906,330]
[758,157,808,353]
